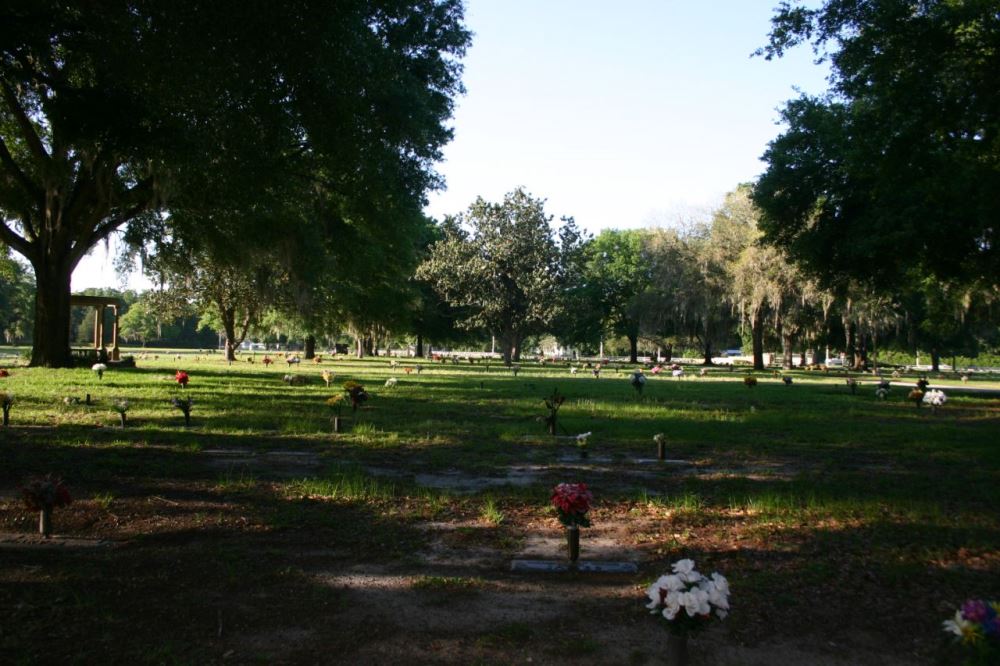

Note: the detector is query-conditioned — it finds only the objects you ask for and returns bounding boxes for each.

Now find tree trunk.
[662,343,673,363]
[220,306,241,362]
[845,321,857,369]
[355,336,365,359]
[702,339,714,366]
[304,335,316,359]
[751,310,765,371]
[855,332,869,371]
[29,258,74,367]
[415,333,424,358]
[627,335,638,364]
[781,331,795,369]
[930,347,941,372]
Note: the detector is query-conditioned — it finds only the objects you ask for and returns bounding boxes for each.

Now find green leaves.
[417,189,579,363]
[756,0,1000,288]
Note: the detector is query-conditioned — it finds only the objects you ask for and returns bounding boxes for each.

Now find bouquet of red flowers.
[343,381,369,411]
[551,482,593,528]
[22,475,72,511]
[175,370,189,388]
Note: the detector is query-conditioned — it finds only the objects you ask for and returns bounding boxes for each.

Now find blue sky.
[74,0,829,289]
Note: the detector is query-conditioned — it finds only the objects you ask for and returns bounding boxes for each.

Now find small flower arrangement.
[575,431,591,451]
[923,389,946,412]
[570,366,579,375]
[175,370,189,388]
[544,388,565,435]
[846,377,857,394]
[875,387,890,401]
[743,375,757,388]
[631,371,647,393]
[343,381,369,412]
[21,474,72,537]
[92,363,108,380]
[262,356,273,366]
[171,396,194,426]
[592,366,600,378]
[112,399,129,427]
[0,369,9,377]
[22,475,73,512]
[908,388,925,406]
[781,376,792,385]
[917,377,930,392]
[551,482,593,528]
[384,377,398,388]
[325,394,344,416]
[672,368,684,378]
[645,559,730,633]
[650,365,662,375]
[2,391,13,426]
[322,369,334,387]
[943,600,999,664]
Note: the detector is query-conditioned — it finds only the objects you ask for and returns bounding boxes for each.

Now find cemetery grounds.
[1,351,998,664]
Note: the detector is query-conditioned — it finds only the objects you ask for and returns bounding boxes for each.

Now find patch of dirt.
[0,532,114,549]
[202,448,321,478]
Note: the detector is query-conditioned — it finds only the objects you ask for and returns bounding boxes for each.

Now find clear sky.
[73,0,829,290]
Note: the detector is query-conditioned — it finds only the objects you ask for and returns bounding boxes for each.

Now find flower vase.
[566,525,580,565]
[39,507,52,538]
[666,632,689,666]
[331,416,341,433]
[657,440,666,460]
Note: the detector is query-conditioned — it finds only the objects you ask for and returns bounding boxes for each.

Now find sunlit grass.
[283,465,397,501]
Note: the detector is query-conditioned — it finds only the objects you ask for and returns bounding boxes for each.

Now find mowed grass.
[1,349,998,663]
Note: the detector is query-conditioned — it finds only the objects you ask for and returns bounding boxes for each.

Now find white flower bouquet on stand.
[645,558,730,665]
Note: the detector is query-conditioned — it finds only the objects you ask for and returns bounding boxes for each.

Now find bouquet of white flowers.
[922,389,946,407]
[646,559,729,634]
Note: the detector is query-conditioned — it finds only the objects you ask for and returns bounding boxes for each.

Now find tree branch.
[0,79,51,166]
[0,133,43,201]
[68,175,156,265]
[0,220,32,259]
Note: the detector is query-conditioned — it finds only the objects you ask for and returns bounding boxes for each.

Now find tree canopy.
[0,1,469,366]
[417,188,583,364]
[753,0,1000,289]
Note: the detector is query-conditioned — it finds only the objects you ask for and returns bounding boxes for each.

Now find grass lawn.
[1,350,998,664]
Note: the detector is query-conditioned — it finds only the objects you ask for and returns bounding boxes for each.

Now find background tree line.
[4,1,998,368]
[7,182,997,371]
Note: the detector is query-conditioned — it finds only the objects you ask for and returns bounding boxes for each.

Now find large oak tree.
[0,1,469,366]
[753,0,1000,289]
